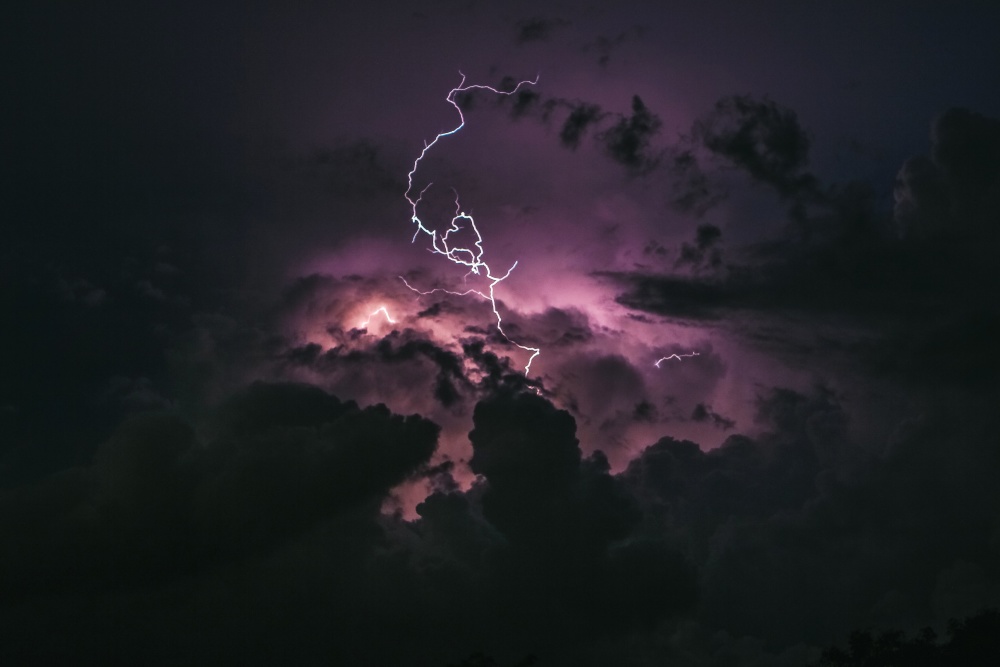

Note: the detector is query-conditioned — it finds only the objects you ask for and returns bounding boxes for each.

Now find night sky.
[3,2,1000,665]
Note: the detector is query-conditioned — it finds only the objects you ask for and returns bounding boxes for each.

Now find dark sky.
[3,2,1000,665]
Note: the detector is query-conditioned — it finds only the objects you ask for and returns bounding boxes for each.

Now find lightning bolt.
[399,276,490,301]
[359,306,396,329]
[654,351,700,368]
[402,73,541,375]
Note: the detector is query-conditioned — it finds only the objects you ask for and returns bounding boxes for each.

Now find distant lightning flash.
[403,73,541,375]
[359,306,396,329]
[398,276,490,301]
[654,351,700,368]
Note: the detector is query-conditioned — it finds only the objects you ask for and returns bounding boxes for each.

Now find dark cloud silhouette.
[600,95,662,174]
[610,270,733,320]
[559,102,605,149]
[860,311,1000,392]
[0,255,198,485]
[667,148,729,216]
[695,94,821,201]
[368,333,471,407]
[614,104,999,398]
[0,386,691,664]
[0,383,449,664]
[690,402,734,429]
[515,17,570,44]
[423,390,699,647]
[624,385,1000,654]
[675,223,724,272]
[3,371,1000,665]
[460,339,544,395]
[474,86,664,174]
[509,87,544,119]
[280,329,475,408]
[0,384,438,597]
[663,94,842,228]
[895,108,1000,240]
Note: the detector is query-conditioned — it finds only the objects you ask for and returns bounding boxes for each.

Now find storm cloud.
[5,2,1000,666]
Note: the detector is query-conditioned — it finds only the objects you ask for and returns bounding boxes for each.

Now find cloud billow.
[600,95,662,174]
[2,373,1000,665]
[0,383,438,597]
[895,107,1000,240]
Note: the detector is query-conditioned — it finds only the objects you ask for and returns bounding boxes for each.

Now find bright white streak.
[654,351,700,368]
[359,306,396,329]
[403,73,541,375]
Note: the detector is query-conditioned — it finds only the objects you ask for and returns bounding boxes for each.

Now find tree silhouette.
[815,609,1000,667]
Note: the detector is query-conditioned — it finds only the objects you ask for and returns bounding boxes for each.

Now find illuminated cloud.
[4,2,1000,665]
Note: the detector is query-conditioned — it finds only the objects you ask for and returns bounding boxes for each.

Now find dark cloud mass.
[466,82,665,174]
[601,95,662,174]
[695,95,819,200]
[559,102,606,149]
[4,382,998,665]
[615,101,1000,399]
[4,2,1000,666]
[515,17,570,44]
[895,108,1000,240]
